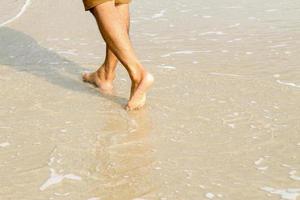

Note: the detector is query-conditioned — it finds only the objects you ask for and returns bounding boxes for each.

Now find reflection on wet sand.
[89,111,157,200]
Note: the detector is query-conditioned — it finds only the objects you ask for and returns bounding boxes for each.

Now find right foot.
[82,66,114,94]
[126,71,154,111]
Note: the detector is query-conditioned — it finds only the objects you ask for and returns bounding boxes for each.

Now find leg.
[103,2,131,76]
[82,3,130,93]
[90,1,154,110]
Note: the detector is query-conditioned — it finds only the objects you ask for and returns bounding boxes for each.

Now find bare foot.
[126,71,154,111]
[82,66,114,94]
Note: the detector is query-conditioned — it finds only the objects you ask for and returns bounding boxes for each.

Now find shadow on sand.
[0,27,127,106]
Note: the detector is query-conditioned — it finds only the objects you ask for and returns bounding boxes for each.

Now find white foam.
[40,168,82,191]
[208,72,242,77]
[248,16,257,20]
[180,9,192,13]
[152,10,166,19]
[199,31,225,36]
[0,0,31,27]
[257,166,268,170]
[227,38,242,43]
[289,170,300,181]
[205,192,215,199]
[270,44,287,48]
[228,23,241,28]
[161,50,210,57]
[54,192,70,196]
[228,123,235,128]
[157,65,176,69]
[0,142,10,148]
[87,198,101,200]
[276,80,300,88]
[255,158,264,165]
[50,62,59,65]
[282,164,294,169]
[261,187,300,200]
[57,50,78,56]
[265,9,278,12]
[143,33,159,37]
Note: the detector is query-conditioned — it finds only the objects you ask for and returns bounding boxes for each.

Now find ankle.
[97,64,115,82]
[130,69,145,84]
[128,62,148,80]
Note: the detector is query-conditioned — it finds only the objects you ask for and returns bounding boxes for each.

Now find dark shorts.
[83,0,132,11]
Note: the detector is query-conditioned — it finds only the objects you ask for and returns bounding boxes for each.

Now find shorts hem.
[84,0,131,11]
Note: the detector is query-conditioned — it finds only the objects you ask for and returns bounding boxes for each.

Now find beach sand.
[1,0,300,199]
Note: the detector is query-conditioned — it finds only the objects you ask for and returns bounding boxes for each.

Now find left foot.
[82,66,114,94]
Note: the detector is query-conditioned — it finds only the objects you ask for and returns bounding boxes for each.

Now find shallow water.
[0,0,300,199]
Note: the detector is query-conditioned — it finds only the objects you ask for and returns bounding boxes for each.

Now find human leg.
[82,2,130,93]
[90,1,154,109]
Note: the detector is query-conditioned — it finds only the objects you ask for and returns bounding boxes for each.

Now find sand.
[0,0,300,199]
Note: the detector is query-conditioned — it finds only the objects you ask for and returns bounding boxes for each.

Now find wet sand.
[1,0,300,199]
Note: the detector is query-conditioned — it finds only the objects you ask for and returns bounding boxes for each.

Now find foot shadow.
[0,27,127,106]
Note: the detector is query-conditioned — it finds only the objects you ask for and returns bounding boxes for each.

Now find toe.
[82,71,90,81]
[125,104,131,111]
[135,103,145,110]
[124,102,145,111]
